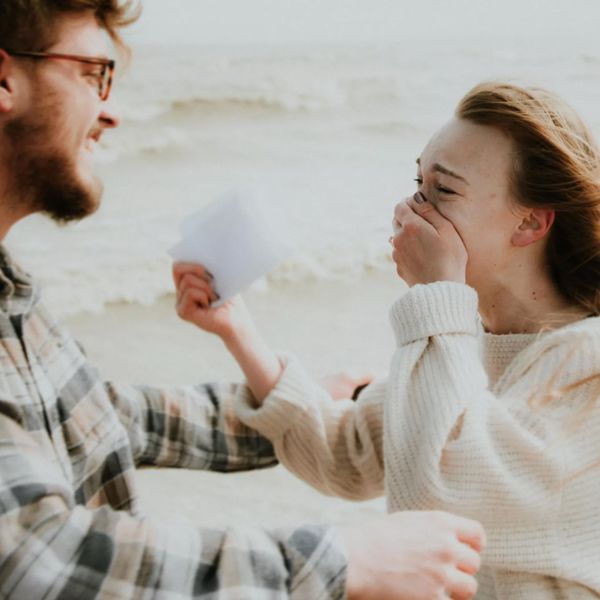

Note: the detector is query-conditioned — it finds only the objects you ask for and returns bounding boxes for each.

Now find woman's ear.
[0,51,16,113]
[511,207,555,247]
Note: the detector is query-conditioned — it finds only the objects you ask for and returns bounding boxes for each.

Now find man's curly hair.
[0,0,141,53]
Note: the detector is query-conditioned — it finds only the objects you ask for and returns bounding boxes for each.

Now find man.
[0,2,485,598]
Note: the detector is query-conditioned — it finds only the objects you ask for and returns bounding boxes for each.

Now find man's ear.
[511,207,555,247]
[0,50,16,113]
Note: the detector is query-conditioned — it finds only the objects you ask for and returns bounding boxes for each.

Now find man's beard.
[5,109,103,224]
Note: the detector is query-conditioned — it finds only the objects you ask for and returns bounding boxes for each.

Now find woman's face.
[415,117,528,288]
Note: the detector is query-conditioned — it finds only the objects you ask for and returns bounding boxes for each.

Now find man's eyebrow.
[416,158,469,185]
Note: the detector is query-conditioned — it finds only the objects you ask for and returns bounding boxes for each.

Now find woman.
[173,82,600,598]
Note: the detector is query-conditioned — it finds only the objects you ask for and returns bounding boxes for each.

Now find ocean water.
[7,40,600,316]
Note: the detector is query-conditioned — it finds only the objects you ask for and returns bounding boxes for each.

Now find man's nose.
[99,96,121,129]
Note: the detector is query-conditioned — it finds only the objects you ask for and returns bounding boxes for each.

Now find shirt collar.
[0,245,36,315]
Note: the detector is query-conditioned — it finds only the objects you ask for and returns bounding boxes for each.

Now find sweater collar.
[482,316,600,390]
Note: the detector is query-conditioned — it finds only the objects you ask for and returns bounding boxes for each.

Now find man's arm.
[105,379,278,471]
[0,410,484,599]
[0,410,343,598]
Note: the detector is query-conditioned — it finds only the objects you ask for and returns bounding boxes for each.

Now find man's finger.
[454,541,482,575]
[454,517,486,553]
[447,569,478,600]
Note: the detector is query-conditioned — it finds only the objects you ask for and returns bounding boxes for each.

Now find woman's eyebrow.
[416,158,469,185]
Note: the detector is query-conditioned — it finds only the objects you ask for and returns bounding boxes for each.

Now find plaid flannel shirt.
[0,247,346,599]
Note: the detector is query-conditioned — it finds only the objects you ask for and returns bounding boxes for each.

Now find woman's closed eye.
[413,177,457,196]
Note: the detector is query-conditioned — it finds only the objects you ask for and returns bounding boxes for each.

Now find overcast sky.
[127,0,597,46]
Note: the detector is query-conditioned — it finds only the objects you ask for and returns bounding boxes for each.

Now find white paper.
[169,190,294,305]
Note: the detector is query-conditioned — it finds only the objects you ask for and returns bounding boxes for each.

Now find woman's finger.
[177,287,211,318]
[177,283,217,306]
[172,262,214,289]
[393,200,414,228]
[179,273,219,302]
[406,193,454,234]
[391,216,402,236]
[393,198,437,242]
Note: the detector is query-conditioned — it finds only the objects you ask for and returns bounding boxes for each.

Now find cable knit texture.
[236,282,600,598]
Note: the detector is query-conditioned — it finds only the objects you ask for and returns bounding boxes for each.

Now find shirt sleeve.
[105,380,278,472]
[0,411,347,599]
[235,356,385,501]
[385,281,600,574]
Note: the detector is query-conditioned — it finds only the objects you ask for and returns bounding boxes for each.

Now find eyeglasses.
[5,50,115,101]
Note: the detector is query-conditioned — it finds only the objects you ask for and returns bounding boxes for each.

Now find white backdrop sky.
[127,0,599,46]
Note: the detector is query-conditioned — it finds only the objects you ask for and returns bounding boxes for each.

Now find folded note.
[169,190,294,305]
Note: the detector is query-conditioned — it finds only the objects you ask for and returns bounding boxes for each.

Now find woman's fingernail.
[413,191,427,204]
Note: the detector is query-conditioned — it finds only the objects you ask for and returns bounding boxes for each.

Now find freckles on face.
[416,118,521,261]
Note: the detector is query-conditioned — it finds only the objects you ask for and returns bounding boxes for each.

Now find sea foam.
[8,42,600,317]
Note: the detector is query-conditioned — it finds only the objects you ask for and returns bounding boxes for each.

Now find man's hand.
[340,510,485,600]
[320,371,375,401]
[391,193,468,286]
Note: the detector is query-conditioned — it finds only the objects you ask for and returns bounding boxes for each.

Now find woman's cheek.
[435,204,472,248]
[432,201,460,229]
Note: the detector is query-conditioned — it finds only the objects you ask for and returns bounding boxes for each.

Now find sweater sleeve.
[235,356,385,500]
[385,281,600,576]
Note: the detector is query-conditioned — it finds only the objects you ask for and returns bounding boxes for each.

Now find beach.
[65,270,405,529]
[8,4,600,532]
[9,38,600,319]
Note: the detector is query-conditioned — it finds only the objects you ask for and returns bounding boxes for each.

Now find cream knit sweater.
[235,282,600,599]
